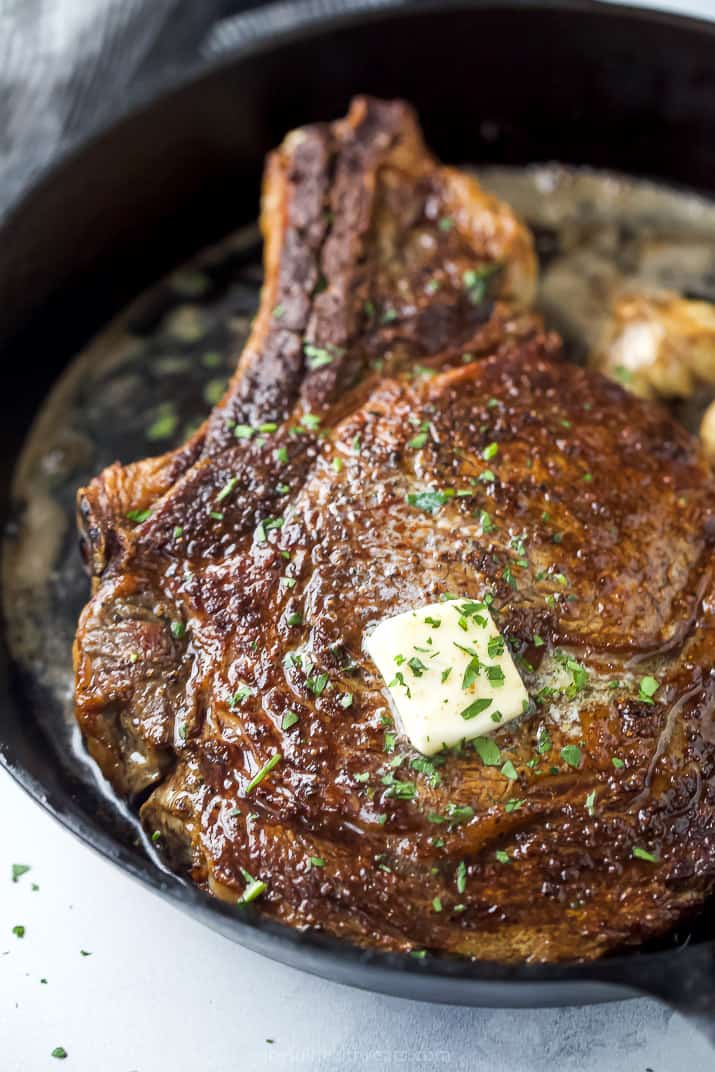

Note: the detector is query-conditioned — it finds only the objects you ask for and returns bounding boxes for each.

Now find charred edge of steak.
[76,96,536,582]
[77,438,205,581]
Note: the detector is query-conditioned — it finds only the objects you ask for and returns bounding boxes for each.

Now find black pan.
[1,0,715,1043]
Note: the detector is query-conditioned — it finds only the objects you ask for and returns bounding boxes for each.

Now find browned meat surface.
[74,99,715,963]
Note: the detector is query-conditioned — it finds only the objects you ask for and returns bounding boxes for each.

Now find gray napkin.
[0,0,246,216]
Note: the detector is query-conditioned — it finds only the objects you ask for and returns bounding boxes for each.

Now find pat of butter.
[364,598,529,756]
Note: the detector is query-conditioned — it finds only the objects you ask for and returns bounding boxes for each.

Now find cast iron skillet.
[1,0,715,1040]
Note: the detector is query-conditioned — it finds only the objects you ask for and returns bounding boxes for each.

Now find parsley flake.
[638,676,660,704]
[473,736,501,765]
[461,697,493,721]
[245,753,282,794]
[407,490,451,514]
[632,846,659,863]
[560,744,582,769]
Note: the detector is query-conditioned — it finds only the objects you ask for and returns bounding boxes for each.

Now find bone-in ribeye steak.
[74,98,715,962]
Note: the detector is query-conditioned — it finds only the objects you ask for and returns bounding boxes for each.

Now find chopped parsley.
[12,925,25,938]
[632,846,659,864]
[304,343,336,370]
[170,620,186,640]
[445,803,475,823]
[482,441,499,461]
[456,859,467,893]
[126,508,151,523]
[238,867,267,903]
[281,711,299,730]
[638,676,660,704]
[555,652,589,698]
[205,378,227,404]
[560,744,582,769]
[487,635,505,658]
[461,697,493,721]
[461,656,480,690]
[500,760,518,781]
[216,476,239,503]
[406,490,452,514]
[473,736,501,765]
[147,408,178,441]
[306,672,329,697]
[11,864,30,883]
[486,665,505,686]
[479,509,495,534]
[245,753,282,794]
[407,656,428,677]
[382,778,417,800]
[463,265,496,304]
[410,755,443,788]
[408,423,430,449]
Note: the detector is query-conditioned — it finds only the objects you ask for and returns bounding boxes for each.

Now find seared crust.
[74,100,715,962]
[77,97,537,579]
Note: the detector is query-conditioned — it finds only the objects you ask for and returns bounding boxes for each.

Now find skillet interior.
[1,0,715,1024]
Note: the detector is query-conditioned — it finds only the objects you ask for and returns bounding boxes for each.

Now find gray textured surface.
[1,0,714,1068]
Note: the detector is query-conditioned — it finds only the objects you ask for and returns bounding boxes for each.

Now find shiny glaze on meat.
[74,99,715,962]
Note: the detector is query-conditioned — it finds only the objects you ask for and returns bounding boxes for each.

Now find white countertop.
[3,1,715,1069]
[2,773,713,1071]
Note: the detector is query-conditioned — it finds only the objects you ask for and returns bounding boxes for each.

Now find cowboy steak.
[74,98,715,962]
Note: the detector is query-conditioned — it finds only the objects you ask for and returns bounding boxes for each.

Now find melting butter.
[364,598,529,756]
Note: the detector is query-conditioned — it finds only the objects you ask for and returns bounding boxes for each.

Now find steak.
[74,98,715,963]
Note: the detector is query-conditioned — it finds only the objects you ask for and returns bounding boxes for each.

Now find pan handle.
[597,944,715,1046]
